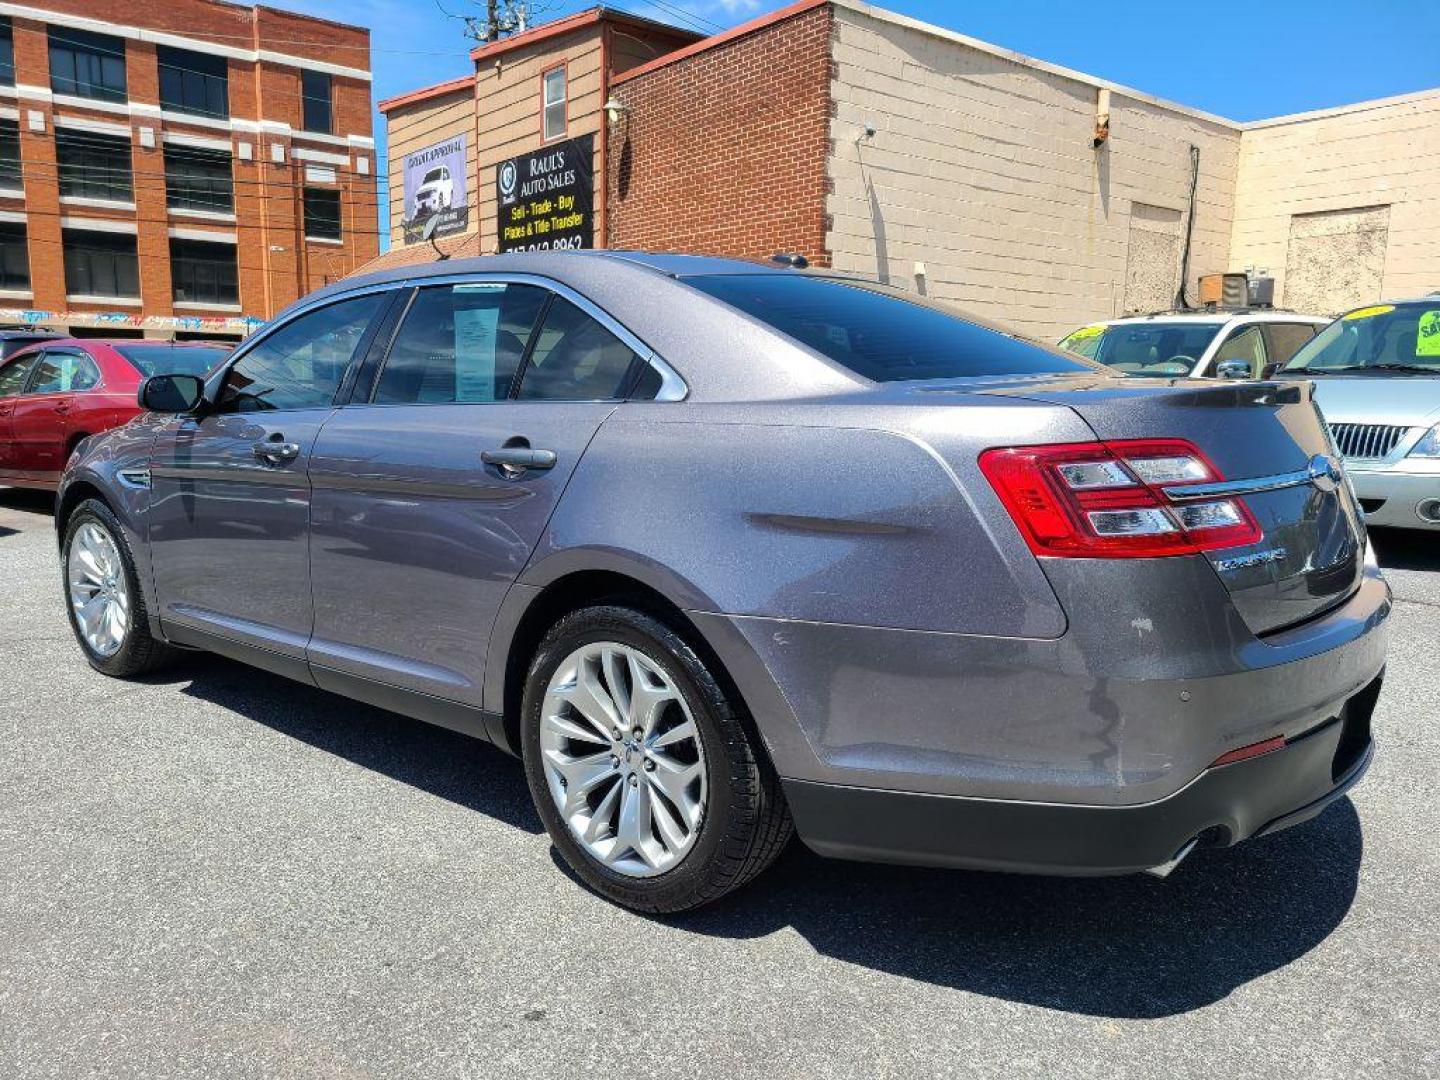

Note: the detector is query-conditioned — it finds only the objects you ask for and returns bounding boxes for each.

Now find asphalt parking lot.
[1,486,1436,1079]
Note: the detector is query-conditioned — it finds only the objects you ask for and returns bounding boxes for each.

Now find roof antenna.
[423,214,450,261]
[770,252,808,269]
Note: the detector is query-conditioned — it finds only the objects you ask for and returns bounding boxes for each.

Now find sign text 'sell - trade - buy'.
[496,135,594,252]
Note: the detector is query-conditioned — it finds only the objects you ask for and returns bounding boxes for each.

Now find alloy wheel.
[67,522,130,658]
[539,641,707,877]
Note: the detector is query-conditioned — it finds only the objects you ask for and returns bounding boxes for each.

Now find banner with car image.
[402,134,469,244]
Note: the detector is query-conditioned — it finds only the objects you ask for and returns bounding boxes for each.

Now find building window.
[0,18,15,88]
[55,129,133,203]
[542,66,566,141]
[303,188,341,241]
[49,26,128,103]
[170,239,238,305]
[63,229,139,298]
[0,222,29,290]
[301,70,332,134]
[158,46,229,119]
[164,145,233,213]
[0,119,19,191]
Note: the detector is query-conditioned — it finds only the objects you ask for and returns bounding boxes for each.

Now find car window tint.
[0,355,36,396]
[1264,323,1317,366]
[1288,304,1440,373]
[1086,323,1221,376]
[27,351,100,393]
[218,293,383,412]
[685,273,1092,382]
[1213,326,1266,377]
[116,344,229,378]
[516,297,640,401]
[374,283,546,404]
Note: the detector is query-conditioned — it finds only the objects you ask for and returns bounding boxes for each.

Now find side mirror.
[139,373,207,414]
[1215,358,1252,381]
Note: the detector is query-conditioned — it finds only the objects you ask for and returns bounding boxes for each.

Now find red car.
[0,339,231,490]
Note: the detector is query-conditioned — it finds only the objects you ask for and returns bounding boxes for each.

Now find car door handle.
[481,447,557,471]
[253,439,301,464]
[53,402,70,414]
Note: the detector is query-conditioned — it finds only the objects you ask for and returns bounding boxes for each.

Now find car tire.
[521,604,792,913]
[61,499,176,678]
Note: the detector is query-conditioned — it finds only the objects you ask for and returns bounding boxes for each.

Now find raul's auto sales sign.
[402,134,468,244]
[496,134,594,252]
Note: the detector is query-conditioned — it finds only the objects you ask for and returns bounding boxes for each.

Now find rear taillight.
[978,438,1262,558]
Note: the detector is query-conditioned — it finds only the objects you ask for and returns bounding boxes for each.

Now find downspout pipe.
[1175,144,1201,310]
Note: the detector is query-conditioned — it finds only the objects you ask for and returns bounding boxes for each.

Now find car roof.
[1074,310,1329,330]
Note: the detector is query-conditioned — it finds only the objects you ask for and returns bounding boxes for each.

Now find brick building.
[0,0,378,340]
[372,0,1439,339]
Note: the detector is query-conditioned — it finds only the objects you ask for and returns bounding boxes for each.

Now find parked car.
[0,340,230,490]
[1274,297,1440,531]
[1060,309,1329,379]
[413,165,454,216]
[56,254,1389,912]
[0,324,64,359]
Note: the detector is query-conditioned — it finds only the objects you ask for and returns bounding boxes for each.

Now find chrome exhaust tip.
[1143,838,1199,879]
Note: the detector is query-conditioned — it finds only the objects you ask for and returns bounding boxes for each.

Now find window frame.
[157,44,229,119]
[300,69,333,135]
[163,143,234,214]
[169,238,239,306]
[303,186,342,242]
[343,274,685,406]
[1261,322,1319,369]
[48,26,128,103]
[1209,323,1268,378]
[541,63,567,143]
[0,17,14,88]
[61,228,140,299]
[0,353,37,397]
[0,117,20,192]
[0,219,29,290]
[55,127,135,204]
[25,347,101,395]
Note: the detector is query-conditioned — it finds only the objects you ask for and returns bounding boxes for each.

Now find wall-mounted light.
[605,95,627,124]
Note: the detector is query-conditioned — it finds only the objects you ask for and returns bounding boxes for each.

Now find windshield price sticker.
[1343,304,1394,321]
[1066,325,1106,342]
[1417,310,1440,357]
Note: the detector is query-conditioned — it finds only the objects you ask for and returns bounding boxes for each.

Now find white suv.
[1059,310,1330,379]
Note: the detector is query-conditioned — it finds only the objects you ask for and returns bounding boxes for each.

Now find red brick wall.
[605,2,833,266]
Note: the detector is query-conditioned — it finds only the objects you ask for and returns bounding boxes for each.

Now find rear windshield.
[1282,303,1440,375]
[1060,322,1222,376]
[116,345,230,378]
[684,274,1092,382]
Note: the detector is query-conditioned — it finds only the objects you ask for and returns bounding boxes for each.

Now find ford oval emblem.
[1307,453,1342,492]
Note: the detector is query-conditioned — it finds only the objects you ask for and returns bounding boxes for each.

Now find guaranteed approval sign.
[496,134,594,252]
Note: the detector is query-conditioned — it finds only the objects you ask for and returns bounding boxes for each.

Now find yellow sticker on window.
[1343,304,1394,321]
[1418,310,1440,357]
[1064,324,1106,342]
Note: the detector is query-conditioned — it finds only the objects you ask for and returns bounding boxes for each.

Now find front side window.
[56,129,133,203]
[517,297,642,401]
[1284,304,1440,375]
[170,239,238,305]
[158,45,228,119]
[62,229,139,298]
[688,274,1093,383]
[542,67,566,141]
[28,351,100,394]
[301,70,332,134]
[0,354,35,396]
[374,283,547,404]
[0,221,28,290]
[303,188,341,241]
[1264,323,1318,368]
[164,145,233,213]
[49,26,127,103]
[1212,326,1266,377]
[217,293,384,412]
[0,118,20,190]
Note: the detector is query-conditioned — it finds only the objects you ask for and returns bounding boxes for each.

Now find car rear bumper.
[783,672,1380,875]
[1349,466,1440,530]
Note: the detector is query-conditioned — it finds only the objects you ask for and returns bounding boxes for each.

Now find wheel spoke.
[555,662,622,735]
[649,717,697,750]
[649,782,690,852]
[544,713,609,746]
[601,648,632,723]
[582,778,623,843]
[105,601,126,647]
[648,757,702,826]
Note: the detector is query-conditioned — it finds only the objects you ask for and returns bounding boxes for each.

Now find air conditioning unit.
[1199,273,1249,308]
[1248,276,1276,307]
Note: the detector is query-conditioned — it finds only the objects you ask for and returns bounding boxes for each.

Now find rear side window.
[27,351,100,393]
[516,297,643,401]
[685,274,1091,382]
[116,344,229,378]
[218,292,383,412]
[375,283,547,404]
[0,354,34,395]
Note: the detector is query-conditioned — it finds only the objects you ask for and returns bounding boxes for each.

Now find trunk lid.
[918,374,1366,635]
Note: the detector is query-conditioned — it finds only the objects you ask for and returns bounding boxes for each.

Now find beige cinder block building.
[371,0,1440,342]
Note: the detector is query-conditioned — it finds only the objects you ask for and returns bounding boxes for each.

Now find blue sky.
[286,0,1440,237]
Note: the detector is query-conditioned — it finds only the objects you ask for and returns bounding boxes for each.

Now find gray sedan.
[56,253,1390,912]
